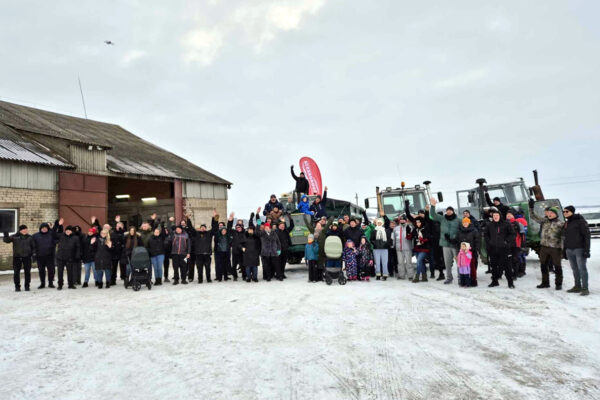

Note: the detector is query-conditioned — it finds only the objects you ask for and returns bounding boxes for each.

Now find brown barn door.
[59,171,107,228]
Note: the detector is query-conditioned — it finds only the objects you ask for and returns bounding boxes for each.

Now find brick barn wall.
[0,187,58,267]
[183,198,227,228]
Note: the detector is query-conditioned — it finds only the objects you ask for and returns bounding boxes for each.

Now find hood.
[300,195,309,202]
[38,223,50,233]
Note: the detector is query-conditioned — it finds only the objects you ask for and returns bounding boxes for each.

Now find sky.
[1,0,599,216]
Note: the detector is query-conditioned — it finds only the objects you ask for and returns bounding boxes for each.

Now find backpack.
[324,236,343,259]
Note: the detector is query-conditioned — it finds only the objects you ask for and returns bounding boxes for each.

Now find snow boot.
[38,284,45,289]
[567,286,581,293]
[421,273,428,282]
[555,285,562,291]
[164,277,170,283]
[537,283,550,289]
[155,278,162,286]
[376,276,381,280]
[106,282,110,288]
[173,279,179,285]
[83,282,88,288]
[436,272,445,281]
[412,275,420,283]
[57,285,63,290]
[68,285,76,289]
[15,286,21,292]
[48,283,55,288]
[580,289,590,296]
[488,280,499,287]
[382,276,387,281]
[98,282,103,289]
[182,279,188,284]
[508,283,515,289]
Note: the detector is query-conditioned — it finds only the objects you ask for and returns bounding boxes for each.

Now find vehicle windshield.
[581,212,600,220]
[382,191,427,218]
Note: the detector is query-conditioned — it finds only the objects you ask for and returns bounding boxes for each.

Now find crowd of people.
[2,179,592,296]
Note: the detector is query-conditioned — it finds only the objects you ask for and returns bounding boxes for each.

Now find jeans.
[96,269,111,283]
[566,248,588,290]
[151,254,165,279]
[83,262,95,283]
[373,249,389,277]
[245,266,258,280]
[416,252,428,275]
[442,246,458,281]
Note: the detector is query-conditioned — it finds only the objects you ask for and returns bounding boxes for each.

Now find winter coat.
[304,215,334,262]
[297,195,314,215]
[81,234,97,263]
[148,234,168,257]
[342,225,363,247]
[484,220,515,249]
[231,228,247,255]
[530,210,564,249]
[507,218,526,248]
[215,224,232,253]
[291,166,309,193]
[191,231,214,255]
[263,199,284,216]
[56,233,81,262]
[32,223,58,257]
[124,233,144,259]
[275,218,294,252]
[139,229,153,248]
[170,232,191,256]
[484,193,510,219]
[563,214,590,251]
[310,191,328,218]
[429,206,460,248]
[258,230,281,257]
[412,224,432,253]
[392,224,413,251]
[370,221,391,250]
[111,228,125,262]
[93,237,112,270]
[3,232,35,258]
[456,225,480,255]
[457,250,472,268]
[240,232,262,267]
[304,242,319,261]
[358,243,373,267]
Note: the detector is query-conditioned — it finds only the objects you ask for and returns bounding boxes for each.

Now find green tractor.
[456,170,563,263]
[364,181,444,219]
[278,193,366,264]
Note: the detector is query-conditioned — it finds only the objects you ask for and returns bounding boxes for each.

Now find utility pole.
[78,75,88,119]
[355,192,359,206]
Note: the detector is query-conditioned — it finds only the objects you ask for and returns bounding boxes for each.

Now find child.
[457,242,472,288]
[305,234,319,282]
[297,195,314,216]
[342,240,359,280]
[357,236,373,281]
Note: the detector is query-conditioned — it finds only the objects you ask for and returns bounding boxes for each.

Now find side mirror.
[467,192,474,204]
[364,199,370,209]
[437,192,444,202]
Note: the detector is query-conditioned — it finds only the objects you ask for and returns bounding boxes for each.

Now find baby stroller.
[129,246,152,291]
[323,236,347,285]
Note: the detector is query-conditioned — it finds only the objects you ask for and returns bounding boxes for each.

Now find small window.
[0,209,18,235]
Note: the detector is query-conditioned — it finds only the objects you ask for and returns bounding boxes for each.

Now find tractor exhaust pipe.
[530,169,545,201]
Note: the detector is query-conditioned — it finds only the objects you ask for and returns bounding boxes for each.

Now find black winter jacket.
[32,223,58,257]
[93,237,112,270]
[3,232,35,258]
[56,233,81,262]
[291,166,309,193]
[148,234,168,257]
[342,225,363,247]
[484,220,515,249]
[563,214,590,251]
[81,235,97,263]
[111,228,125,261]
[240,233,262,267]
[258,230,281,257]
[456,225,480,255]
[310,191,328,218]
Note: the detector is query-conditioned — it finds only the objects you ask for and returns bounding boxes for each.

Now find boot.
[105,282,110,288]
[430,272,435,279]
[555,285,562,291]
[508,283,515,289]
[567,286,581,293]
[15,286,21,292]
[173,279,180,285]
[471,280,478,287]
[198,279,203,284]
[155,278,162,286]
[252,278,258,282]
[68,285,76,289]
[488,280,499,287]
[246,278,251,282]
[421,273,428,282]
[164,277,170,283]
[124,278,129,289]
[57,285,63,290]
[436,272,445,281]
[98,282,103,289]
[25,286,30,291]
[38,284,45,289]
[382,276,387,281]
[412,275,420,283]
[580,289,589,296]
[182,279,188,284]
[537,283,550,289]
[82,282,88,288]
[48,283,55,288]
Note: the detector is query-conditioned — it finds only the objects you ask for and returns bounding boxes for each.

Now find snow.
[1,241,600,400]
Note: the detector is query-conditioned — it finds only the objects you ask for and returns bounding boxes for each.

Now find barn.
[0,100,230,267]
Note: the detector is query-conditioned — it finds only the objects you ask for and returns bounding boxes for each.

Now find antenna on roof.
[78,75,88,119]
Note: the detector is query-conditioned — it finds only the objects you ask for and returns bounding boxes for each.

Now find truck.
[278,192,366,264]
[456,170,563,259]
[364,181,444,219]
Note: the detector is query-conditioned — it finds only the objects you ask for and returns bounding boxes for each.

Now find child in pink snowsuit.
[457,242,473,288]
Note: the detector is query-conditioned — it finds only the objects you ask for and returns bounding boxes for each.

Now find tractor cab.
[456,179,530,220]
[365,181,443,219]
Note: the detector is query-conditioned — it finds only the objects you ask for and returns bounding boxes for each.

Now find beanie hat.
[418,209,425,214]
[446,206,455,212]
[200,224,207,228]
[462,218,471,225]
[264,223,271,228]
[19,224,28,231]
[65,225,74,231]
[493,197,501,202]
[307,234,314,243]
[548,207,560,217]
[463,209,471,215]
[491,209,501,216]
[564,205,576,213]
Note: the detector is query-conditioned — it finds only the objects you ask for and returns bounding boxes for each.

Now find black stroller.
[129,246,152,291]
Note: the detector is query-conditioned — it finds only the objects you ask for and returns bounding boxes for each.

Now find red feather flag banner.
[299,157,323,196]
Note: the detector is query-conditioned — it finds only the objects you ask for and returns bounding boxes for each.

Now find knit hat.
[446,206,455,212]
[418,209,425,214]
[564,205,576,213]
[548,207,560,217]
[200,224,207,228]
[462,217,471,225]
[18,224,28,231]
[307,234,314,243]
[264,223,271,229]
[65,225,74,232]
[493,197,501,202]
[89,227,97,234]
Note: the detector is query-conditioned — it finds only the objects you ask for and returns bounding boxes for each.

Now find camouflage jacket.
[531,211,564,249]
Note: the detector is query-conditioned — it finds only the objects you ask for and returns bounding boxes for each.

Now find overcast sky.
[1,0,599,216]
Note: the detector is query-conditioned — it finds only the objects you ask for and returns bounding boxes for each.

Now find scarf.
[375,225,387,242]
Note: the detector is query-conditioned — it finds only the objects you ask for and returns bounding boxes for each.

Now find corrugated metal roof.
[0,138,72,167]
[0,100,231,184]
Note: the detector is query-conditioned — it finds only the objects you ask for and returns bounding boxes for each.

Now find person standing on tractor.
[562,206,591,296]
[429,198,460,285]
[310,186,328,218]
[263,195,284,216]
[291,165,310,203]
[484,190,510,220]
[529,200,564,290]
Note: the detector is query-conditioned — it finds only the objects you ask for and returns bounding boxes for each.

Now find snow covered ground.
[1,241,599,400]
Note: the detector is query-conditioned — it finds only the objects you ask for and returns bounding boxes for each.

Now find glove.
[444,233,450,241]
[584,250,590,259]
[277,250,281,256]
[528,198,535,209]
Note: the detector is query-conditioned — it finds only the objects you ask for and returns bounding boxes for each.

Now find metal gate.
[59,171,107,228]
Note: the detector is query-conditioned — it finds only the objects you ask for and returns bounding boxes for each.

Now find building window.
[0,209,18,235]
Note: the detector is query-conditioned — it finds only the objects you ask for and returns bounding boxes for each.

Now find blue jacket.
[32,223,59,257]
[305,242,319,261]
[298,195,314,215]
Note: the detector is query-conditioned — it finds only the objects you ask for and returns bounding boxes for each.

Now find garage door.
[59,171,107,228]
